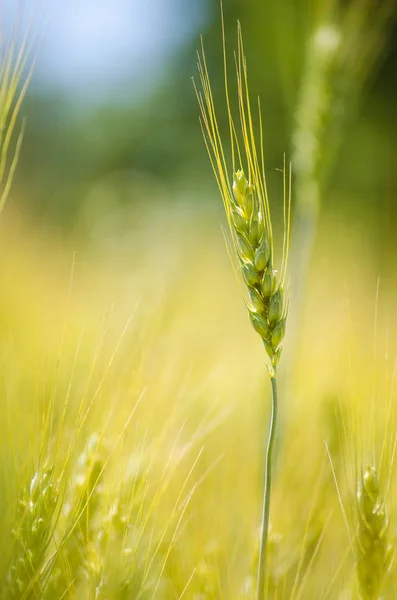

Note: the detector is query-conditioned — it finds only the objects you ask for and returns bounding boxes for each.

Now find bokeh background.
[2,0,397,597]
[6,0,397,238]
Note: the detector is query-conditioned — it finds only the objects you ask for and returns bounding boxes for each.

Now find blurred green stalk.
[285,1,395,376]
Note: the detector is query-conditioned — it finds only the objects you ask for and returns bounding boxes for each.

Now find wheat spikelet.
[232,169,289,370]
[355,465,393,600]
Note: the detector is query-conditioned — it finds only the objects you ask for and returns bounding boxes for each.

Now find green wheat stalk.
[194,15,291,600]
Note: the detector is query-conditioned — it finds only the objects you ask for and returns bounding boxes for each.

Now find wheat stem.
[257,374,278,600]
[195,22,289,600]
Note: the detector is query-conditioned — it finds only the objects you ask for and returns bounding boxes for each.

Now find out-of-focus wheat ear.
[355,465,393,600]
[4,466,59,599]
[0,14,34,215]
[44,433,104,597]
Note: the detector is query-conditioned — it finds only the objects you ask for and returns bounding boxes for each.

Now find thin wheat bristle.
[0,18,33,214]
[355,465,393,600]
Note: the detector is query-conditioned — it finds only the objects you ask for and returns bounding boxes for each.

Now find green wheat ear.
[355,465,393,600]
[194,22,291,374]
[194,14,291,600]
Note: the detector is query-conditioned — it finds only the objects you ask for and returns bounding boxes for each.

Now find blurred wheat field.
[1,194,397,597]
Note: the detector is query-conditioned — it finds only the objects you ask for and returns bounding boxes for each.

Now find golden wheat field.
[2,0,397,598]
[1,200,397,598]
